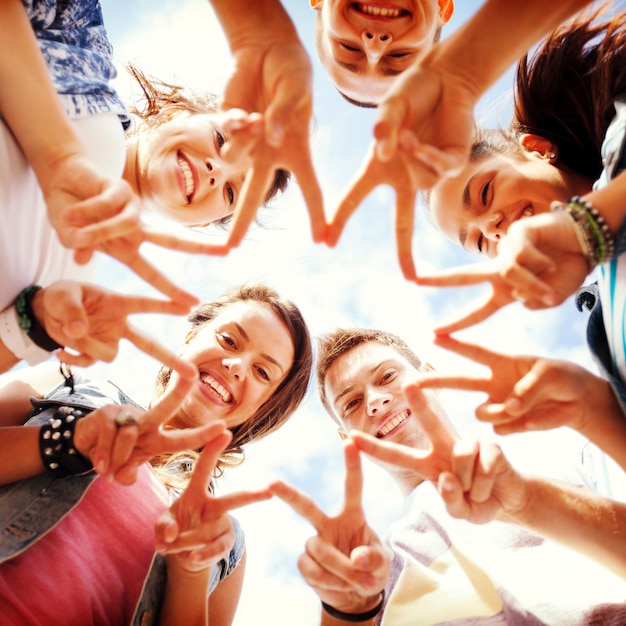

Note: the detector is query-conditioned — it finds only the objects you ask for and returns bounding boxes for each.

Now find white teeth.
[377,411,408,437]
[200,373,232,403]
[178,154,195,201]
[358,4,401,18]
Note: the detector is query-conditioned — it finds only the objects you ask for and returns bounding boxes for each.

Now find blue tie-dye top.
[22,0,128,123]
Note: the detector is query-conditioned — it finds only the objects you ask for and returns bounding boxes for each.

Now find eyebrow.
[234,322,285,373]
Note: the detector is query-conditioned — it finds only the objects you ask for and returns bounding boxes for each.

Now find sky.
[69,1,626,624]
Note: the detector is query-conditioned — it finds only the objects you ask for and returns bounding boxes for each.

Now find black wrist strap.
[321,590,385,623]
[15,285,62,352]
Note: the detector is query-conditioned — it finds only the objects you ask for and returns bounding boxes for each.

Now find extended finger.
[416,372,491,393]
[270,480,329,531]
[416,260,500,288]
[71,200,141,248]
[450,438,480,493]
[373,95,407,161]
[342,441,364,512]
[140,370,197,428]
[125,325,196,379]
[183,428,233,497]
[326,155,377,246]
[116,253,198,309]
[432,335,501,368]
[433,293,508,335]
[227,163,275,248]
[403,382,456,452]
[394,185,417,281]
[120,294,191,317]
[292,154,326,243]
[349,431,426,474]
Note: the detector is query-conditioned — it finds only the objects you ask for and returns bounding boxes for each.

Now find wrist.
[321,590,385,623]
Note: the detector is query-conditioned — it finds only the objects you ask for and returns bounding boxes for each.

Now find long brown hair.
[126,65,290,222]
[153,284,312,481]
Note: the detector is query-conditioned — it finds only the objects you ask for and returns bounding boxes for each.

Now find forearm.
[0,1,85,188]
[208,0,299,48]
[0,427,45,485]
[424,0,592,99]
[158,556,210,626]
[583,170,626,237]
[578,375,626,473]
[512,476,626,579]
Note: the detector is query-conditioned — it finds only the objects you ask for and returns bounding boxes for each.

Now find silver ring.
[115,409,139,428]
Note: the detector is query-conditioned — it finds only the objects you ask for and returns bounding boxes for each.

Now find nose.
[482,210,505,241]
[205,160,223,188]
[223,356,245,380]
[366,389,391,416]
[361,30,393,63]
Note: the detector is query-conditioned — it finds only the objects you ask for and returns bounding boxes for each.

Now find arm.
[270,441,389,624]
[351,384,626,579]
[327,0,593,279]
[206,0,325,248]
[155,429,272,626]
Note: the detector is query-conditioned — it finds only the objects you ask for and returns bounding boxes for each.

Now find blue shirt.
[22,0,128,121]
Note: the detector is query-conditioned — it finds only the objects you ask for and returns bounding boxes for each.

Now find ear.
[310,0,323,9]
[438,0,454,24]
[184,329,197,345]
[519,134,559,163]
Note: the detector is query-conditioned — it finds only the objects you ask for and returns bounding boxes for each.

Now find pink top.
[0,465,168,626]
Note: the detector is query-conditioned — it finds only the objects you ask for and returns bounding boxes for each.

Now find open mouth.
[177,150,196,203]
[377,410,409,437]
[353,3,409,18]
[200,372,233,404]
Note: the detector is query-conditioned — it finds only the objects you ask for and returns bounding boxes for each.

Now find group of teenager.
[1,0,626,624]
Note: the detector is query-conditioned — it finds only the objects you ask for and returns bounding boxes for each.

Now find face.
[135,113,248,227]
[172,301,294,430]
[429,150,586,257]
[324,341,432,451]
[313,0,452,103]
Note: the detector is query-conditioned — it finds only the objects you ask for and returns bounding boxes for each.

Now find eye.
[255,366,270,382]
[226,183,235,206]
[386,52,409,58]
[380,370,395,383]
[476,233,485,254]
[215,130,226,151]
[340,42,360,52]
[480,180,491,206]
[344,398,360,415]
[217,332,236,348]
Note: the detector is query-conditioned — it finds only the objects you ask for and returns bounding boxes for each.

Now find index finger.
[417,260,500,288]
[394,183,417,280]
[140,368,196,428]
[433,334,503,368]
[326,152,378,247]
[270,480,328,532]
[291,153,326,243]
[184,428,232,498]
[342,440,364,512]
[349,430,428,474]
[433,291,511,335]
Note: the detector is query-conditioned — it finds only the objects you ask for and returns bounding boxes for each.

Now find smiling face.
[324,341,432,452]
[172,301,295,430]
[133,112,247,227]
[313,0,453,104]
[429,142,592,257]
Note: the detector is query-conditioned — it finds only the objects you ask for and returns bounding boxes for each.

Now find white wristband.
[0,304,52,365]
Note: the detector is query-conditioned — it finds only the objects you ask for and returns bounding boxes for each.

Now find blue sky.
[82,2,625,623]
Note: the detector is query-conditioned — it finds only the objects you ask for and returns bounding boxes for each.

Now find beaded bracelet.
[15,285,63,352]
[321,590,385,623]
[39,406,93,474]
[550,196,616,270]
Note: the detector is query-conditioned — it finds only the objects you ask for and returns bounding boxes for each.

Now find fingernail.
[504,397,522,412]
[269,122,284,146]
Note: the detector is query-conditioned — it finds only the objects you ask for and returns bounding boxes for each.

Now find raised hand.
[154,426,272,572]
[74,362,212,484]
[326,54,478,281]
[351,381,528,524]
[34,280,191,367]
[212,4,325,249]
[270,440,389,615]
[416,334,622,439]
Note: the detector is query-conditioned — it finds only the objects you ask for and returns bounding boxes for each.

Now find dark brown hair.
[512,5,626,181]
[154,284,312,479]
[126,65,290,224]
